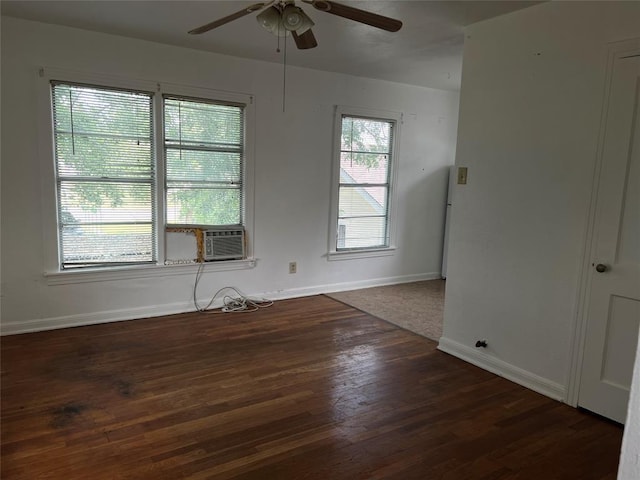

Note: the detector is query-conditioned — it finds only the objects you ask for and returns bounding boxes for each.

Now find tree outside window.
[51,82,247,270]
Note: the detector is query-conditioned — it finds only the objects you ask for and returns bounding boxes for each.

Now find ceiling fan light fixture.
[257,6,287,36]
[282,5,314,33]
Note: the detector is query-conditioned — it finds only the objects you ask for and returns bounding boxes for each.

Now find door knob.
[595,263,608,273]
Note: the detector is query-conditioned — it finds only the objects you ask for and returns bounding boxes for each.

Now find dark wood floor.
[1,295,623,479]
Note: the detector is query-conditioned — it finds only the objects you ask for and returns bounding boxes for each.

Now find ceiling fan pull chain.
[282,31,287,112]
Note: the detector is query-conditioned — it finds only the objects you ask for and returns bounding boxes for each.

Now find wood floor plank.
[1,295,623,479]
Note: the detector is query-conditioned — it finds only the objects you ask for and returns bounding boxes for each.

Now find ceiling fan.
[188,0,402,50]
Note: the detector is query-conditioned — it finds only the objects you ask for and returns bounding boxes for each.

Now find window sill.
[327,247,396,261]
[44,258,257,286]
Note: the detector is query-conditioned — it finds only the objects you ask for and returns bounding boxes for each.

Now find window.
[52,83,155,268]
[46,73,253,273]
[329,107,399,256]
[164,97,244,226]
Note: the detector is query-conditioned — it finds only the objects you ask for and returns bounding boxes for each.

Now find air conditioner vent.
[203,228,245,261]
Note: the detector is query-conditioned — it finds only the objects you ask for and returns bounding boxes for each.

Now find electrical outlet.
[289,261,297,274]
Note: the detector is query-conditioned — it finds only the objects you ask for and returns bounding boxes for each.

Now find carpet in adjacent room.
[325,279,445,341]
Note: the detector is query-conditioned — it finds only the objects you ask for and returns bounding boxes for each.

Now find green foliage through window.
[164,97,244,226]
[52,83,154,268]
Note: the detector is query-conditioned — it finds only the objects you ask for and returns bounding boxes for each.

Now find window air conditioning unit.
[203,228,245,261]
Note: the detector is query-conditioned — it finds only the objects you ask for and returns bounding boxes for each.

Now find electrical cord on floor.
[193,262,274,314]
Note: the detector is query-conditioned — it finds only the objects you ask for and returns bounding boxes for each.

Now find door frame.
[566,37,640,408]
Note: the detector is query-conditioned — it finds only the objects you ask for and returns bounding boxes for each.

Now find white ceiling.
[1,0,541,91]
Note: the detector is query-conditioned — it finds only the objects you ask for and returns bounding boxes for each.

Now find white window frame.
[328,106,401,260]
[38,67,256,284]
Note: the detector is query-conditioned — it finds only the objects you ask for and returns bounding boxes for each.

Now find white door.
[578,50,640,424]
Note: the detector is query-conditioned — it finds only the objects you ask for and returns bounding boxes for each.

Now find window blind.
[337,115,394,250]
[164,96,244,226]
[51,82,155,268]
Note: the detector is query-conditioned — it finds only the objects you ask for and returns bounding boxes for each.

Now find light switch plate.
[457,167,468,185]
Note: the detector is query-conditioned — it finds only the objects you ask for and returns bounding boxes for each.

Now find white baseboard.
[437,336,565,402]
[266,271,442,300]
[0,301,195,336]
[1,272,442,336]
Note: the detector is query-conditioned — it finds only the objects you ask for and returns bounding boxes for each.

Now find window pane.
[62,224,153,266]
[164,99,243,148]
[339,186,388,217]
[59,181,153,224]
[53,85,152,138]
[340,153,389,184]
[59,182,153,265]
[165,149,241,183]
[337,217,388,249]
[341,116,391,153]
[166,187,241,225]
[56,134,152,179]
[52,82,155,269]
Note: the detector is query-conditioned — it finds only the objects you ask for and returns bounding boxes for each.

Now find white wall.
[0,17,459,334]
[440,0,640,399]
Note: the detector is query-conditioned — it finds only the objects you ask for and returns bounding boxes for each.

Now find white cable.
[193,262,274,314]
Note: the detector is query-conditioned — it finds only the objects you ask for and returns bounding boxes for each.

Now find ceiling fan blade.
[292,29,318,49]
[189,2,270,35]
[305,0,402,32]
